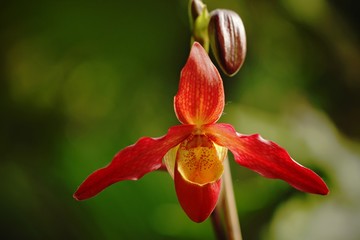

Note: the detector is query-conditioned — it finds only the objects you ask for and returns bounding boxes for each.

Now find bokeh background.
[1,0,359,239]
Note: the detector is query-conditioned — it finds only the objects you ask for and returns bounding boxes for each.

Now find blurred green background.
[1,0,359,239]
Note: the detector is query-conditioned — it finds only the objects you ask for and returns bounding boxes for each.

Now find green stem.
[210,205,227,240]
[222,155,242,240]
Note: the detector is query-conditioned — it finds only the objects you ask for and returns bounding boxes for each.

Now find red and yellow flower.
[74,42,328,223]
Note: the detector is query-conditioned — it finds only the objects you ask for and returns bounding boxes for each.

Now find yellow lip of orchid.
[164,134,227,186]
[177,134,224,186]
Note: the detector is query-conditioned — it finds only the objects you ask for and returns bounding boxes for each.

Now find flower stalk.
[210,205,226,240]
[211,155,242,240]
[210,156,242,240]
[222,156,242,240]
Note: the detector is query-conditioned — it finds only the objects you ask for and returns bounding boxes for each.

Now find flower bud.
[188,0,210,52]
[189,0,205,27]
[208,9,246,76]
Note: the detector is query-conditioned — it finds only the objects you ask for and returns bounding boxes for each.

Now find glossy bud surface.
[209,9,246,76]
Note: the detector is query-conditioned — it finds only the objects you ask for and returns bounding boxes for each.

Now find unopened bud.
[188,0,210,52]
[208,9,246,76]
[189,0,205,27]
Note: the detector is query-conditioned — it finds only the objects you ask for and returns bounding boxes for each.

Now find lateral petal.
[174,160,222,223]
[174,42,225,125]
[74,124,194,200]
[204,123,329,195]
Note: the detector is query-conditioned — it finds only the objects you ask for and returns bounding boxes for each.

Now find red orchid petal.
[174,160,222,223]
[174,42,225,125]
[204,123,329,195]
[74,124,194,201]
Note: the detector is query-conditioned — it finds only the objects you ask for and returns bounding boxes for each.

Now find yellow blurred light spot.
[6,37,62,109]
[63,60,118,123]
[281,0,328,23]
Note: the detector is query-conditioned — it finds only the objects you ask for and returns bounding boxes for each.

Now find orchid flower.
[74,42,328,223]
